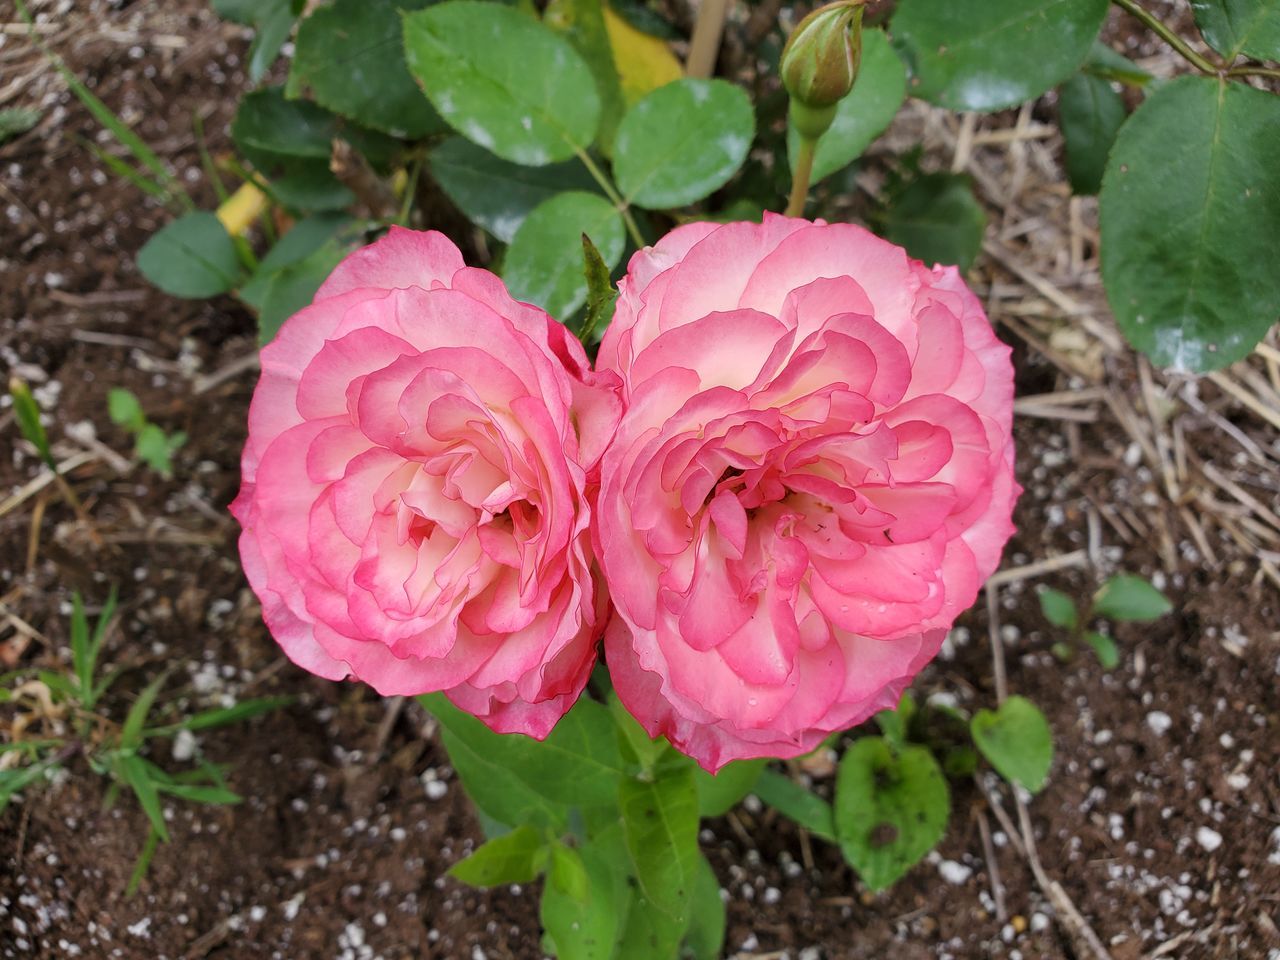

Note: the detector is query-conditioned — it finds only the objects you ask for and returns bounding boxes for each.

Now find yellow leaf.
[603,3,682,105]
[216,181,268,237]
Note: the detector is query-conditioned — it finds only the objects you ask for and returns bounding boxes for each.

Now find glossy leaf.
[290,0,443,138]
[682,854,726,960]
[1093,574,1172,622]
[1083,41,1153,87]
[619,768,700,924]
[231,87,335,160]
[613,78,754,208]
[428,136,597,243]
[240,213,356,308]
[753,769,837,843]
[693,759,765,818]
[540,824,629,960]
[448,825,545,887]
[893,0,1110,111]
[579,232,617,344]
[970,696,1053,794]
[787,29,906,184]
[546,0,626,151]
[834,737,949,891]
[136,212,244,298]
[1059,71,1126,196]
[503,191,625,321]
[258,241,350,345]
[1038,588,1079,630]
[1191,0,1280,61]
[267,161,355,212]
[403,1,600,165]
[421,693,626,826]
[882,172,986,270]
[1100,76,1280,371]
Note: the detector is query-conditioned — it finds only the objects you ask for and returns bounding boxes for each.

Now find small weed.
[1039,573,1173,669]
[1,590,290,893]
[108,388,187,479]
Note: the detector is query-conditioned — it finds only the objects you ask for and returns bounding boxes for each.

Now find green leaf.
[540,823,629,960]
[118,754,170,842]
[137,212,244,298]
[8,377,54,470]
[619,769,700,924]
[693,759,765,818]
[240,213,356,309]
[874,693,917,751]
[1083,41,1152,88]
[1059,72,1126,196]
[1093,574,1172,622]
[1100,76,1280,371]
[1191,0,1280,61]
[970,695,1054,794]
[421,692,626,828]
[152,781,241,805]
[258,240,350,345]
[144,696,293,737]
[578,231,617,344]
[231,87,335,160]
[126,827,160,896]
[612,78,754,208]
[882,172,986,270]
[545,0,627,152]
[682,854,726,960]
[1038,587,1079,630]
[608,692,671,774]
[107,388,145,434]
[0,107,39,144]
[121,671,170,750]
[503,191,625,321]
[265,160,355,212]
[290,0,443,138]
[753,768,838,844]
[834,737,949,891]
[1083,630,1120,670]
[403,1,601,165]
[892,0,1110,112]
[135,423,181,476]
[0,759,59,814]
[246,0,296,84]
[547,840,589,902]
[428,136,598,243]
[788,29,906,184]
[449,825,545,887]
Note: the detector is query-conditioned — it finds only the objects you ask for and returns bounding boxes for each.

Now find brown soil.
[2,2,1278,959]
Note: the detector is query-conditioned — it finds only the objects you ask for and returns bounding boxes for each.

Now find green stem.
[785,136,817,218]
[1226,65,1280,80]
[574,147,645,249]
[397,152,425,227]
[1110,0,1221,75]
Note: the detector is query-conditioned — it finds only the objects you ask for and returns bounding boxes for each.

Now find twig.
[985,550,1089,589]
[984,585,1007,704]
[0,451,95,519]
[687,0,730,78]
[976,809,1007,921]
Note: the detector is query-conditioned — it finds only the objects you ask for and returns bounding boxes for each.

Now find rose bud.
[782,0,866,140]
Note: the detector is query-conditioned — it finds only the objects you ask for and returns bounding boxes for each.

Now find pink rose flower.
[596,215,1018,770]
[232,228,619,737]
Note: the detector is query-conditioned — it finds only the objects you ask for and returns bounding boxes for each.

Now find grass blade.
[126,827,161,896]
[118,754,170,842]
[120,670,170,749]
[143,695,292,737]
[8,376,55,470]
[70,592,90,701]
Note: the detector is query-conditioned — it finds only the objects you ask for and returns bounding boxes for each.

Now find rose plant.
[103,0,1262,953]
